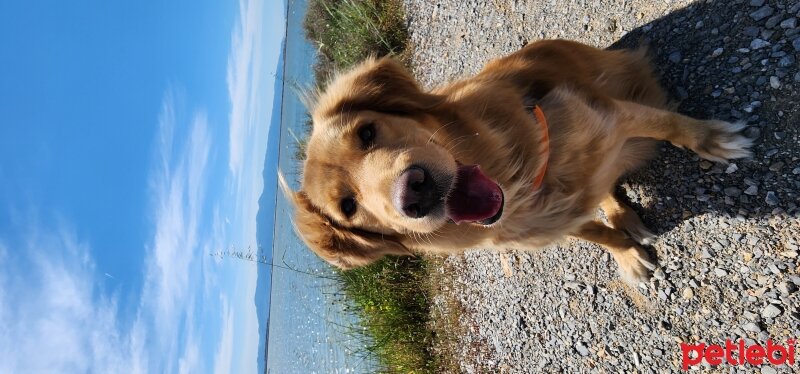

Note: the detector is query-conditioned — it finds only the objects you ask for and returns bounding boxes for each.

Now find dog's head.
[283,57,504,269]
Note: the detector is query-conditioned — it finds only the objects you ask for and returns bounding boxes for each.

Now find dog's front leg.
[614,100,753,163]
[571,220,656,283]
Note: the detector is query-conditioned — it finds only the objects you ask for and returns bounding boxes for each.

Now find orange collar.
[531,105,550,191]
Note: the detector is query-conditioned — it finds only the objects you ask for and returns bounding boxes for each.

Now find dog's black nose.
[393,166,439,218]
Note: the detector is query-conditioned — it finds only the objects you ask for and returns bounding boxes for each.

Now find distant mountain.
[254,31,286,374]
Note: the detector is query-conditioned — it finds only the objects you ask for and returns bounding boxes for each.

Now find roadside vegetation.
[301,1,455,372]
[304,0,409,81]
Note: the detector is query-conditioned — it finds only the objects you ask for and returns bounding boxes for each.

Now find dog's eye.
[340,197,357,217]
[358,123,376,147]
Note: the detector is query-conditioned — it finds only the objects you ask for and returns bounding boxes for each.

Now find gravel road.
[401,0,800,372]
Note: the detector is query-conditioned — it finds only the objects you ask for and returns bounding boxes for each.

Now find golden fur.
[282,39,752,282]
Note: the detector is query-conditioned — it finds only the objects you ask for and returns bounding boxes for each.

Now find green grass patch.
[333,257,438,373]
[304,0,409,80]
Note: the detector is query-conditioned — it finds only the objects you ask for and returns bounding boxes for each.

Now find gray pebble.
[769,161,783,171]
[769,76,780,89]
[761,367,778,374]
[575,342,589,356]
[762,304,783,318]
[743,26,760,37]
[765,14,783,29]
[743,322,762,332]
[724,187,742,197]
[669,51,681,63]
[781,17,797,29]
[765,191,779,206]
[777,281,798,294]
[744,185,758,195]
[750,38,770,49]
[750,6,774,21]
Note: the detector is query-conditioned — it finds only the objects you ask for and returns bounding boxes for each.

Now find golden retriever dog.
[281,39,752,283]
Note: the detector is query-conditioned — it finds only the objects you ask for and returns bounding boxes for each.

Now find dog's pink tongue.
[446,165,503,224]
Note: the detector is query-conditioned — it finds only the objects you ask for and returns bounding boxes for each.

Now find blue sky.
[0,0,284,372]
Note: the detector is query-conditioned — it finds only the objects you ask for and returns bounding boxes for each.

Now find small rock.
[682,288,694,299]
[762,304,782,319]
[749,6,774,21]
[744,185,758,195]
[714,268,728,277]
[575,342,589,356]
[779,250,798,258]
[711,47,724,58]
[743,26,760,37]
[653,268,665,280]
[750,38,770,49]
[765,14,783,29]
[749,0,765,6]
[779,55,795,68]
[669,51,681,63]
[725,163,738,174]
[565,281,583,290]
[765,191,778,206]
[793,38,800,52]
[724,187,742,197]
[743,322,762,333]
[769,162,784,171]
[781,17,797,29]
[761,367,778,374]
[777,281,798,294]
[770,76,780,89]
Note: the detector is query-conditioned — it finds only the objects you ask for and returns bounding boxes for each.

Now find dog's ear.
[280,172,410,269]
[315,57,443,119]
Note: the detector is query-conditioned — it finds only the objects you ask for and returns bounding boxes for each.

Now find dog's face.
[284,58,503,269]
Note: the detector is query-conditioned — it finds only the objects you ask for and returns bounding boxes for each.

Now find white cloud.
[178,329,200,374]
[0,224,138,373]
[132,89,214,372]
[213,296,235,374]
[227,0,265,182]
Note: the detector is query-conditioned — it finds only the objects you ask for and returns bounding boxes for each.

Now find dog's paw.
[626,226,656,246]
[608,213,657,246]
[611,245,656,284]
[693,120,753,163]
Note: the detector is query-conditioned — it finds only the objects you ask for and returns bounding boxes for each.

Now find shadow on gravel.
[605,0,799,236]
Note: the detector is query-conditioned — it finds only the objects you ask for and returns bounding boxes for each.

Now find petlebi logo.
[681,339,797,370]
